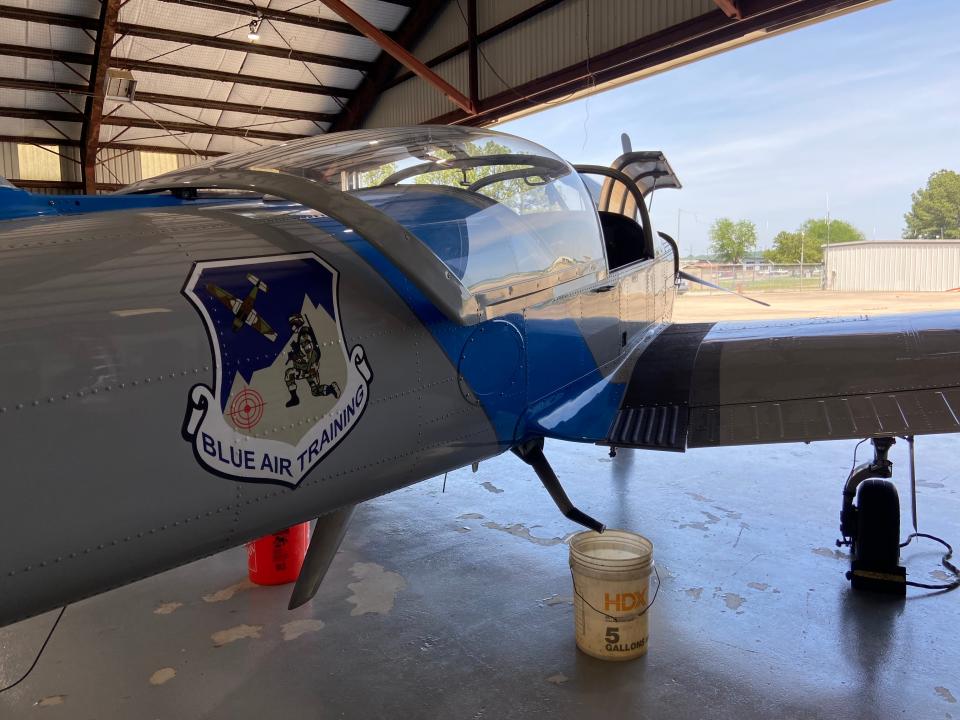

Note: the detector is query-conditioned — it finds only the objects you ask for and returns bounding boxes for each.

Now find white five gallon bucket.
[568,530,658,661]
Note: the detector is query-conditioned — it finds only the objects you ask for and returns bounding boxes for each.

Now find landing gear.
[837,437,906,595]
[512,438,606,533]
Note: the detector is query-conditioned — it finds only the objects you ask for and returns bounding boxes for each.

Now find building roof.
[0,0,884,193]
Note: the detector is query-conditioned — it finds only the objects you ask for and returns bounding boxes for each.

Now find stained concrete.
[1,436,957,719]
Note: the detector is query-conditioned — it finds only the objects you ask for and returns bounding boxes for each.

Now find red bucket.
[246,522,310,585]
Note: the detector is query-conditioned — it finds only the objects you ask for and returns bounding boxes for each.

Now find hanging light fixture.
[247,15,262,42]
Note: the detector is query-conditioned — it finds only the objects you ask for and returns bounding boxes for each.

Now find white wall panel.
[824,242,960,292]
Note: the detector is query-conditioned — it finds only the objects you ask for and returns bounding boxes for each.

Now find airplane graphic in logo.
[205,273,278,342]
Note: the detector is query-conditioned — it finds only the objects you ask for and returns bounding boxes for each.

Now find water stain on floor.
[936,687,957,703]
[748,582,769,591]
[347,562,406,616]
[211,624,262,647]
[547,673,569,685]
[812,547,848,560]
[686,492,713,503]
[458,513,485,520]
[482,521,565,546]
[34,695,65,707]
[685,587,704,600]
[540,594,574,607]
[153,601,183,615]
[203,579,255,603]
[481,481,504,494]
[149,668,176,686]
[281,618,326,641]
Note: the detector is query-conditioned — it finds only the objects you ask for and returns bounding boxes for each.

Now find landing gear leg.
[512,438,606,533]
[837,437,906,595]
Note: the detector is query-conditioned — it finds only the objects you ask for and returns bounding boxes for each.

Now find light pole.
[799,230,805,292]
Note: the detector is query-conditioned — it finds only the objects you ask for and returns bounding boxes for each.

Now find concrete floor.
[674,291,960,322]
[1,436,958,719]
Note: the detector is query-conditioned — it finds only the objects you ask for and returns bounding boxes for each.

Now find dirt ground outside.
[673,290,960,322]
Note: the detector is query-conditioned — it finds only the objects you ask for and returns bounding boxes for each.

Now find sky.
[496,0,960,257]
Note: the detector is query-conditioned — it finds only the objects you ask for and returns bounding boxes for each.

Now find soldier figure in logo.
[284,313,341,407]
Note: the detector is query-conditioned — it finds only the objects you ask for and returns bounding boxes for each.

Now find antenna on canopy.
[620,133,632,154]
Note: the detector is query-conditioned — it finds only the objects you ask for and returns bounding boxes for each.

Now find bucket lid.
[569,530,653,571]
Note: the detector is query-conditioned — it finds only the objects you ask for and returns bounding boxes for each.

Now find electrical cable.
[0,606,67,694]
[896,435,959,592]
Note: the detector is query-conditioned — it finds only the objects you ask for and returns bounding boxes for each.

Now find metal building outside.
[823,239,960,292]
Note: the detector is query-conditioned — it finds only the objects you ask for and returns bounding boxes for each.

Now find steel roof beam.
[79,0,121,194]
[389,0,565,89]
[111,58,353,97]
[0,78,333,122]
[0,107,80,122]
[153,0,364,37]
[102,116,308,141]
[0,77,88,95]
[329,0,450,131]
[0,134,228,156]
[0,43,92,65]
[713,0,743,19]
[0,5,98,30]
[116,23,372,71]
[317,0,475,115]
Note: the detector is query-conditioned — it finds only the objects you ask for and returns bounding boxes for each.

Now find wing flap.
[608,312,960,449]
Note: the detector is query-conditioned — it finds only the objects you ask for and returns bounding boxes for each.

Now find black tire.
[854,478,900,568]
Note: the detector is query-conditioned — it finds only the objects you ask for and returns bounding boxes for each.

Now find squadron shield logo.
[181,252,372,486]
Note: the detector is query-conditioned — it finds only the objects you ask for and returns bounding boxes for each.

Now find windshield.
[191,126,604,293]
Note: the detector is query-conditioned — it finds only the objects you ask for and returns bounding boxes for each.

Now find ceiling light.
[248,16,262,41]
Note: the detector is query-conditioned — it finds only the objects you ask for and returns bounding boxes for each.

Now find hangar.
[1,1,958,719]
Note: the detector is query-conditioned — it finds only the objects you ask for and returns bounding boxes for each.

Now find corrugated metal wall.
[364,0,715,128]
[1,141,213,192]
[824,241,960,292]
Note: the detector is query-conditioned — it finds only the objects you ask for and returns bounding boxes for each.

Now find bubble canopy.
[183,126,606,295]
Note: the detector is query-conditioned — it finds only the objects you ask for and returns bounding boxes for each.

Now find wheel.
[853,478,900,568]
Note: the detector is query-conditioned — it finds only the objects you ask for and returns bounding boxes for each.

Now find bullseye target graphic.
[227,388,265,430]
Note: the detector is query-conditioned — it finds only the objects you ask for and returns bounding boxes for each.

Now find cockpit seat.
[598,210,650,270]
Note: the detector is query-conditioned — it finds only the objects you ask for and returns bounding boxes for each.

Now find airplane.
[206,274,279,341]
[0,125,958,633]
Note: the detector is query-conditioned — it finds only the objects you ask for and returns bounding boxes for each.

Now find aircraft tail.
[247,273,269,292]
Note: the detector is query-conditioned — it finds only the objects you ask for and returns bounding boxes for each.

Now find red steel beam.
[713,0,743,19]
[80,0,121,194]
[388,0,565,89]
[317,0,476,115]
[430,0,873,126]
[0,5,98,30]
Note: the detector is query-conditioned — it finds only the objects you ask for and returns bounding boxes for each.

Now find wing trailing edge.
[606,312,960,449]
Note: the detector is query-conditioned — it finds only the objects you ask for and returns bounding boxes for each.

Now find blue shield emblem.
[182,252,372,486]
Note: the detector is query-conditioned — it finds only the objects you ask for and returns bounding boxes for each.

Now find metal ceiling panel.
[112,36,247,75]
[236,55,363,89]
[12,0,101,17]
[0,87,79,111]
[0,56,90,85]
[0,20,94,54]
[0,116,78,137]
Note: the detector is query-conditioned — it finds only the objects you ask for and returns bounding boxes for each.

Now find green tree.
[903,169,960,238]
[413,140,555,213]
[709,218,757,263]
[764,218,864,263]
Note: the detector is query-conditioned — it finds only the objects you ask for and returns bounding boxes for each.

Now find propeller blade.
[620,132,632,154]
[678,270,771,307]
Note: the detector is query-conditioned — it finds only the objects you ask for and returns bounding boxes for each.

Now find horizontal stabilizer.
[247,273,268,292]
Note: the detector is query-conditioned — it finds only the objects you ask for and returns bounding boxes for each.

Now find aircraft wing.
[607,312,960,450]
[246,311,278,342]
[205,283,239,313]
